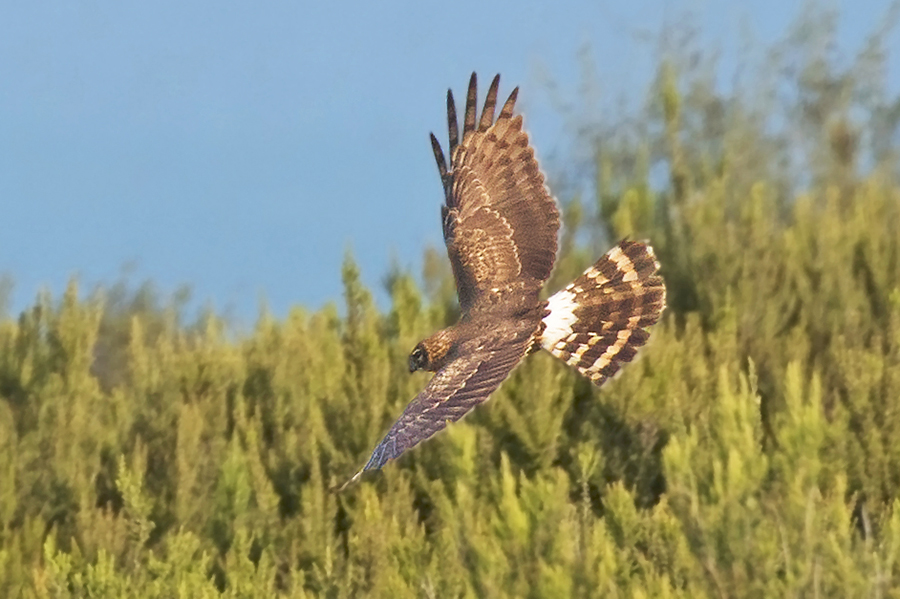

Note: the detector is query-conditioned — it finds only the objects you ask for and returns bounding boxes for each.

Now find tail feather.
[540,241,665,386]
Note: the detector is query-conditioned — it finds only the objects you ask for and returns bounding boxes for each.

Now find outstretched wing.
[342,328,533,486]
[430,73,560,313]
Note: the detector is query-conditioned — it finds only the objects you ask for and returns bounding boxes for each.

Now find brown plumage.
[340,74,665,488]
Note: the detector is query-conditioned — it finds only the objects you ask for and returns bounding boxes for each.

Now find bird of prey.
[341,73,665,488]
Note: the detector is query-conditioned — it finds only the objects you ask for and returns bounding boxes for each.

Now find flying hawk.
[342,73,665,487]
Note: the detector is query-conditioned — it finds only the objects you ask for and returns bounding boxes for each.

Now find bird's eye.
[408,345,428,372]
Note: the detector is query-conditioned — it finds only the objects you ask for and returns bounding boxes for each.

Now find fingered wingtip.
[498,86,518,119]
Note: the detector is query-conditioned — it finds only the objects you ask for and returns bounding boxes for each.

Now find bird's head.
[408,342,430,373]
[409,329,455,373]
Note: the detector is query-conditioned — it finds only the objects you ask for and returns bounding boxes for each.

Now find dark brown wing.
[430,73,560,313]
[343,327,533,484]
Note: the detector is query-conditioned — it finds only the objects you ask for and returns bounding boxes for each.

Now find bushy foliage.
[2,9,900,598]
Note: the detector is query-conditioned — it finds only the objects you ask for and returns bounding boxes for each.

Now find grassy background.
[2,10,900,598]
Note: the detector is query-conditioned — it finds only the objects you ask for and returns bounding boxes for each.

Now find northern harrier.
[342,73,665,487]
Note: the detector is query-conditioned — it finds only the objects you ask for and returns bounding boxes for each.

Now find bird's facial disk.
[409,343,429,373]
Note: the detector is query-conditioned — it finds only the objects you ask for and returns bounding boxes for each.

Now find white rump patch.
[541,289,579,351]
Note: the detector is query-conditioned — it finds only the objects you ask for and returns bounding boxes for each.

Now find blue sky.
[2,0,897,322]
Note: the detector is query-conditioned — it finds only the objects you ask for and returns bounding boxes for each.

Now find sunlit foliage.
[2,9,900,597]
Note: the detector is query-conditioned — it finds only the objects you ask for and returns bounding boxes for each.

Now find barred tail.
[539,241,666,386]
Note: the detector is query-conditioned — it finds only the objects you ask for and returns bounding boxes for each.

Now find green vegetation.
[2,10,900,598]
